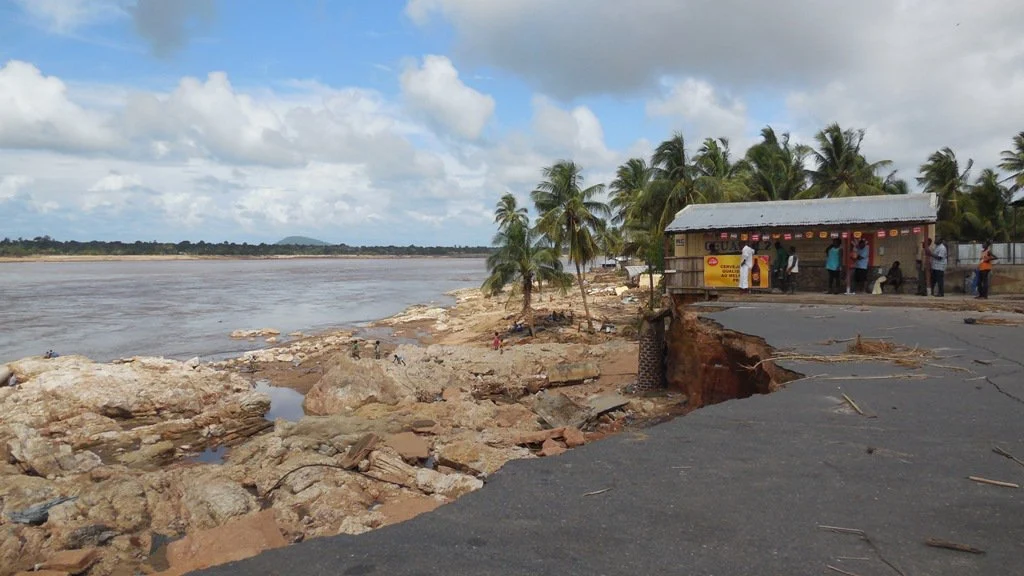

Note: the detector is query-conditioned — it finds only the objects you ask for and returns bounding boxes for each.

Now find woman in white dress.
[739,241,754,292]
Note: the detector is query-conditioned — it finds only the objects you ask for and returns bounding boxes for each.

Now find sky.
[1,0,1023,245]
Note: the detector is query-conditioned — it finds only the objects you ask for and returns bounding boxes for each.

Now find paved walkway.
[206,303,1024,576]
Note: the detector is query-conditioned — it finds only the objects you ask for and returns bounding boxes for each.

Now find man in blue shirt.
[825,239,842,294]
[854,239,870,293]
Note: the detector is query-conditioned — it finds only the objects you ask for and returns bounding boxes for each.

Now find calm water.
[0,258,486,363]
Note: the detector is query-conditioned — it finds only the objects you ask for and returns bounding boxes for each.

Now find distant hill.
[276,236,329,246]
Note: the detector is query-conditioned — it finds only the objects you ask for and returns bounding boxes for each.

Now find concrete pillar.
[636,312,667,391]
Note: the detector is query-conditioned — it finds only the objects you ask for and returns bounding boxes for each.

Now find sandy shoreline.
[0,254,489,263]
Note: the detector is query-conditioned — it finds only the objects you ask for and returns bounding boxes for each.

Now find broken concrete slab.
[512,428,565,446]
[563,427,586,448]
[586,394,631,418]
[385,432,430,460]
[546,362,600,384]
[532,392,589,430]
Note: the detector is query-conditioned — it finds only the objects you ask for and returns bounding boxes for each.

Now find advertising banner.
[704,255,771,289]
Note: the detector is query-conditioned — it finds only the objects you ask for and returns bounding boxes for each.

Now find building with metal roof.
[664,193,940,294]
[666,193,938,232]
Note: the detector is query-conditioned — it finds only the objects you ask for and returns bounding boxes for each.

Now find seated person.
[885,261,904,293]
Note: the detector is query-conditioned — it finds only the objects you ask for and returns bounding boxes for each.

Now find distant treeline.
[0,237,494,257]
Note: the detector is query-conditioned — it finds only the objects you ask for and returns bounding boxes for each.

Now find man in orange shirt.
[977,241,998,299]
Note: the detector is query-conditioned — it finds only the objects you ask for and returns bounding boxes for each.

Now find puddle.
[190,445,229,465]
[255,380,306,422]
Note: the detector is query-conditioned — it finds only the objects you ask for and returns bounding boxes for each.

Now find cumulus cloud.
[400,55,495,140]
[0,61,120,152]
[407,0,1024,185]
[0,59,621,243]
[647,78,750,147]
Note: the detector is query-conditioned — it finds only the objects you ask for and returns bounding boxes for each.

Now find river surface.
[0,258,487,363]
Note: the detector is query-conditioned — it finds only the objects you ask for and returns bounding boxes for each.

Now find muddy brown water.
[0,257,487,363]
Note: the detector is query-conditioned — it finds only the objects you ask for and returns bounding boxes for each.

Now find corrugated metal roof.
[665,193,939,232]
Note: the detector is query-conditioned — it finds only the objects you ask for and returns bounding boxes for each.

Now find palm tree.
[917,147,974,239]
[494,193,528,231]
[621,221,663,309]
[801,123,892,198]
[692,137,750,202]
[742,127,809,201]
[648,132,700,232]
[966,168,1013,242]
[999,131,1024,191]
[531,161,610,331]
[481,217,570,335]
[609,158,655,226]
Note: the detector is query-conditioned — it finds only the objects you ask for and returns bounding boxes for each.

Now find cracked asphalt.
[204,302,1024,576]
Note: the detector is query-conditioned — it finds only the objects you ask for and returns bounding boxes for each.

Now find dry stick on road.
[993,446,1024,468]
[817,526,907,576]
[841,393,866,416]
[826,565,864,576]
[967,475,1021,489]
[582,488,612,497]
[924,538,986,555]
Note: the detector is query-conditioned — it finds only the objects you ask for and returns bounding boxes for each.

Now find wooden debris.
[818,525,866,536]
[841,393,865,416]
[967,475,1020,489]
[339,433,379,470]
[924,538,985,555]
[973,359,993,365]
[582,488,612,497]
[992,446,1024,468]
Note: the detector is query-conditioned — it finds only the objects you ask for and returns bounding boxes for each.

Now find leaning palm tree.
[743,127,810,201]
[648,132,699,232]
[800,123,892,198]
[917,147,973,239]
[998,131,1024,191]
[494,193,529,231]
[481,219,571,335]
[531,161,610,331]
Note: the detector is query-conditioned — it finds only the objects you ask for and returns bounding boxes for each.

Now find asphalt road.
[205,302,1024,576]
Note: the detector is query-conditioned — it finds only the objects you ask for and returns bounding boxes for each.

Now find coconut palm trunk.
[574,261,594,331]
[648,262,655,310]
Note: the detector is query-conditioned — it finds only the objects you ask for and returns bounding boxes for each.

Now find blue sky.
[1,0,1021,244]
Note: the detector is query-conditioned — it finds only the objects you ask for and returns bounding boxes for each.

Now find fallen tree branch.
[993,446,1024,468]
[924,538,985,555]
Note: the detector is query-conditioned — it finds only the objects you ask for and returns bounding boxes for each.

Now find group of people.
[915,238,998,299]
[737,241,800,293]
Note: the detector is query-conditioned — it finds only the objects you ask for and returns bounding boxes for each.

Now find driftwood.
[967,475,1020,489]
[338,433,380,470]
[924,538,985,554]
[842,393,865,416]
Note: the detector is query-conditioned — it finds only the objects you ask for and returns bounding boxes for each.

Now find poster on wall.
[704,255,771,289]
[912,226,922,234]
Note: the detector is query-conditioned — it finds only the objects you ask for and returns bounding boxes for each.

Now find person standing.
[931,238,947,297]
[977,241,998,299]
[773,241,788,291]
[854,239,870,294]
[739,241,755,293]
[786,246,799,294]
[916,238,933,296]
[825,239,842,294]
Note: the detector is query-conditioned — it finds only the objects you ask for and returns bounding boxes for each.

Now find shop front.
[664,194,940,294]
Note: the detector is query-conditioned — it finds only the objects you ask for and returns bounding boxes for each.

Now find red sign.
[751,234,760,241]
[720,232,728,239]
[783,233,792,240]
[707,256,719,266]
[877,230,886,238]
[841,231,849,239]
[912,226,922,234]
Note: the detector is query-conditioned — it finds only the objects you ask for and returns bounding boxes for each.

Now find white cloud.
[0,60,120,152]
[647,78,750,146]
[400,55,495,140]
[0,175,34,201]
[530,96,616,167]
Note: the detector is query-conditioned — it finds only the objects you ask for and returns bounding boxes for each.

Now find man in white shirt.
[930,238,947,297]
[739,241,755,293]
[785,246,799,294]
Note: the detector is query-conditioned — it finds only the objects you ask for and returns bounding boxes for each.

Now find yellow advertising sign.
[704,255,771,289]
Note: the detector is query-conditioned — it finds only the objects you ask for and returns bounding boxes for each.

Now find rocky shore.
[1,270,682,576]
